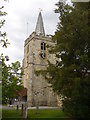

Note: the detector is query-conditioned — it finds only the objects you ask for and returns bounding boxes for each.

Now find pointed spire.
[35,12,45,36]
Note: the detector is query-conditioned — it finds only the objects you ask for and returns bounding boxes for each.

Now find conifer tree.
[38,1,90,118]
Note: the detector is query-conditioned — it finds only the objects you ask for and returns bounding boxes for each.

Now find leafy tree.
[37,1,90,119]
[0,0,9,104]
[1,54,9,104]
[7,61,24,103]
[0,0,24,104]
[0,0,9,47]
[1,55,24,104]
[0,60,2,104]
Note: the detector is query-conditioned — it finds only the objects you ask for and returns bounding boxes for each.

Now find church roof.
[15,88,27,97]
[35,12,45,36]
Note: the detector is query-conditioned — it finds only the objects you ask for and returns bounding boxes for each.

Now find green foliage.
[1,54,24,104]
[0,0,24,105]
[0,61,2,104]
[38,1,90,119]
[0,0,9,48]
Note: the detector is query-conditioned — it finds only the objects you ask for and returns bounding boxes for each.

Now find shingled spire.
[35,12,45,36]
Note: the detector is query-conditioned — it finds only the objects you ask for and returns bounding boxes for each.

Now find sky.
[0,0,60,64]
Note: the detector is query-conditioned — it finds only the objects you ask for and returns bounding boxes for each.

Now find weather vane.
[39,8,43,12]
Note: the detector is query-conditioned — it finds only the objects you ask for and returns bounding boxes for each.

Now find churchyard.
[2,108,68,119]
[1,0,89,119]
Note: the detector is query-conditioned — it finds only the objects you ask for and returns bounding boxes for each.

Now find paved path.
[1,105,61,110]
[1,105,15,109]
[28,106,61,110]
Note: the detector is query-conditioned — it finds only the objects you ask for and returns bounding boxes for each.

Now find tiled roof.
[17,88,27,97]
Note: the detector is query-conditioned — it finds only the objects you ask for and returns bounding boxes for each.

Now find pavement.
[1,105,15,109]
[0,105,61,110]
[28,106,61,110]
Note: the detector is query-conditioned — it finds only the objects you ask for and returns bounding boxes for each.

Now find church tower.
[23,12,57,106]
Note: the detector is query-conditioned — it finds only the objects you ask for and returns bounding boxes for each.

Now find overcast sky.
[0,0,61,64]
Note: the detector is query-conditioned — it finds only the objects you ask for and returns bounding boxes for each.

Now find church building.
[22,12,58,107]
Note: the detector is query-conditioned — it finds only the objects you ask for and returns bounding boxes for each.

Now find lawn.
[2,109,22,119]
[28,109,67,118]
[2,109,69,119]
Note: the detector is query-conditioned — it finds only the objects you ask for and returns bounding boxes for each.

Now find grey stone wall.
[23,32,57,107]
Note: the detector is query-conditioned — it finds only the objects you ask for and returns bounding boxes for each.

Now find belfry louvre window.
[41,42,46,50]
[41,42,43,50]
[44,43,46,50]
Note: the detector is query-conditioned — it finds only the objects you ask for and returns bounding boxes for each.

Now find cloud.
[0,0,59,64]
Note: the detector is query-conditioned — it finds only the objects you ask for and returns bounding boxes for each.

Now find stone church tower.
[22,12,57,107]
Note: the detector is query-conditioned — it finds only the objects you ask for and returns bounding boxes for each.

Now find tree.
[0,0,24,104]
[0,59,1,101]
[7,61,24,99]
[0,0,9,48]
[0,0,9,104]
[1,55,24,104]
[37,1,90,119]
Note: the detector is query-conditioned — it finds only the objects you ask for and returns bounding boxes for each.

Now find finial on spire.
[35,11,45,36]
[39,8,43,12]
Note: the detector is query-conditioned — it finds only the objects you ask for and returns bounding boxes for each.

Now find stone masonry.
[22,12,57,107]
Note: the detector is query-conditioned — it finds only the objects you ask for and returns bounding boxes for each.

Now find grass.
[28,109,67,118]
[2,109,22,119]
[2,109,69,120]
